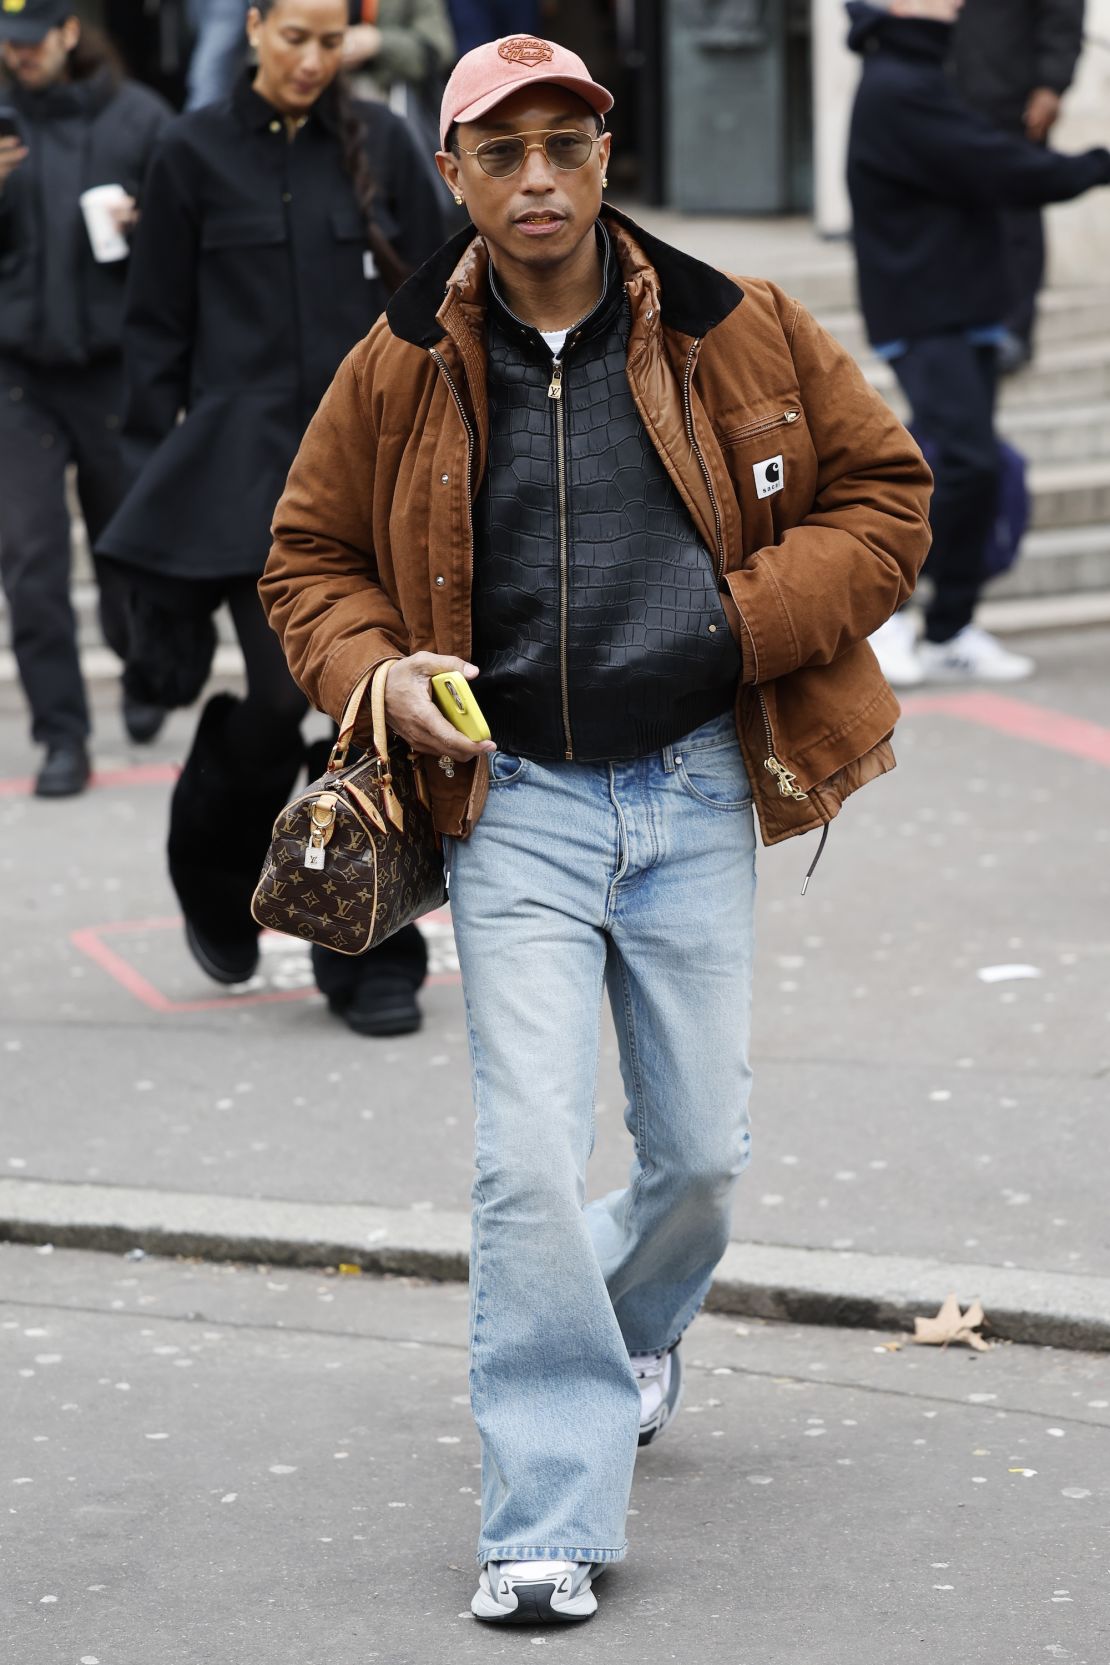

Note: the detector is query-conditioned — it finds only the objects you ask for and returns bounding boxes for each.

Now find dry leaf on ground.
[912,1292,991,1351]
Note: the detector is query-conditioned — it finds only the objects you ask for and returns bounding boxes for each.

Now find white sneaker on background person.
[868,609,923,687]
[917,623,1035,683]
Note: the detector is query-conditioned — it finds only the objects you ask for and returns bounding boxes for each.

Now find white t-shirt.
[539,327,569,359]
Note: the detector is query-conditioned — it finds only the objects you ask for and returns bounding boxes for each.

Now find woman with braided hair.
[98,0,443,1032]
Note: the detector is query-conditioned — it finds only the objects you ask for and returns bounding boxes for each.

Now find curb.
[2,1179,1108,1353]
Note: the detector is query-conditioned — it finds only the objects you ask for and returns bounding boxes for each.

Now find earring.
[601,174,608,188]
[454,194,464,206]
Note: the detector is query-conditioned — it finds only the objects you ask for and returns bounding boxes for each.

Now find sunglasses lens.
[545,132,595,169]
[476,138,526,177]
[474,132,597,176]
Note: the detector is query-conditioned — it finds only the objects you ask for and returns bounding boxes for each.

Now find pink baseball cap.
[440,35,613,150]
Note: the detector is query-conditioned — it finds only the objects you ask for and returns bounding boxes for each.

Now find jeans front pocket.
[487,749,527,787]
[673,741,751,811]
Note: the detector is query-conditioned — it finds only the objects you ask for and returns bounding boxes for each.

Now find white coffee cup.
[79,184,131,263]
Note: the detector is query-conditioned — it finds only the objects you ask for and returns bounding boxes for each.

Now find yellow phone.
[430,672,492,744]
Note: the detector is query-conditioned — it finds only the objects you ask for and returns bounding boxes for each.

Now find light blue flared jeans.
[446,710,757,1567]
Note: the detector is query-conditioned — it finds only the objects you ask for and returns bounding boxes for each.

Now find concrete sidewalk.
[2,626,1109,1348]
[3,1244,1109,1663]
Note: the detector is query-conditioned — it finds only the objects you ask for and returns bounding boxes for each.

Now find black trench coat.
[98,73,444,581]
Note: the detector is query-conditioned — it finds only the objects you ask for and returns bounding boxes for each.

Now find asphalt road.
[3,1244,1109,1664]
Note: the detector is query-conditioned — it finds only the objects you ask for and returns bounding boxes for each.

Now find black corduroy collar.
[385,203,744,351]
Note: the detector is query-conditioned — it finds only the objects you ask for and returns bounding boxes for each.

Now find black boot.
[311,928,428,1037]
[169,693,303,985]
[303,733,430,1037]
[122,693,168,744]
[34,741,91,799]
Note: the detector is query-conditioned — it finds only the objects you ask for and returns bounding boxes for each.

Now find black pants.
[0,356,131,745]
[892,336,1000,644]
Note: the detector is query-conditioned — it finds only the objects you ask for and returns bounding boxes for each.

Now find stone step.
[999,400,1110,466]
[632,210,859,313]
[821,285,1110,360]
[1029,457,1110,529]
[989,522,1110,599]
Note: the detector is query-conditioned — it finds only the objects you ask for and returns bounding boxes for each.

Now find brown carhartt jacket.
[261,207,932,849]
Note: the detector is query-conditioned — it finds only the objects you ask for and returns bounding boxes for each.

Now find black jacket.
[97,74,444,581]
[952,0,1085,130]
[846,4,1110,345]
[0,69,172,366]
[473,228,740,762]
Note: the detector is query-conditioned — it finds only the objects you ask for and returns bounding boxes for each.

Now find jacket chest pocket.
[331,208,379,285]
[200,213,288,253]
[718,406,811,540]
[717,407,802,450]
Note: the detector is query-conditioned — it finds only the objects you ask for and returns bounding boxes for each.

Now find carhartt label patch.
[753,455,784,499]
[499,36,554,66]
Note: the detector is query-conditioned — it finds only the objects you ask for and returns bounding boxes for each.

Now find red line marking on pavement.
[900,690,1110,768]
[70,912,459,1014]
[0,762,178,798]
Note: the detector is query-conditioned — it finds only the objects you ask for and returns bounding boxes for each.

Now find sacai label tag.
[753,454,784,499]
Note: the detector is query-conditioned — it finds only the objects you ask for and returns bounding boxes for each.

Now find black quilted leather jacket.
[471,227,741,763]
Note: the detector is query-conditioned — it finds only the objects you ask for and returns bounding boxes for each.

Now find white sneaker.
[632,1343,684,1447]
[472,1559,600,1623]
[917,624,1034,683]
[868,611,923,687]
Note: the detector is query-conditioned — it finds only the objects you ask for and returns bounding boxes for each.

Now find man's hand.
[1024,87,1061,143]
[108,191,139,235]
[0,135,29,194]
[341,22,382,68]
[384,652,497,764]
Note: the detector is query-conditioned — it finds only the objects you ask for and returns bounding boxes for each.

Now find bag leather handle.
[328,660,404,833]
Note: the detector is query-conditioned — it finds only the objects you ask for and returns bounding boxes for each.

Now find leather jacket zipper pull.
[548,359,563,401]
[763,754,809,802]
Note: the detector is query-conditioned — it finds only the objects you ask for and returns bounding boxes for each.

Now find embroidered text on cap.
[498,37,555,66]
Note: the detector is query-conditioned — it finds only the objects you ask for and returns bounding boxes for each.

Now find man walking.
[0,0,171,794]
[848,0,1110,688]
[262,35,931,1622]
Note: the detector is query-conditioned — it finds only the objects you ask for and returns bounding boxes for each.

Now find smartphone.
[430,672,491,744]
[0,107,25,144]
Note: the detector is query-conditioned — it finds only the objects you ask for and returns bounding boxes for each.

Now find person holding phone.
[262,35,932,1620]
[0,0,172,796]
[97,0,443,1033]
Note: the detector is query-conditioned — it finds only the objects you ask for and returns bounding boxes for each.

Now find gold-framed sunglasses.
[458,127,605,179]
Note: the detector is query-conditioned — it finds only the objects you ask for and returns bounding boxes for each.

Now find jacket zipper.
[548,356,574,760]
[682,341,808,805]
[429,346,489,827]
[721,409,800,446]
[429,347,475,497]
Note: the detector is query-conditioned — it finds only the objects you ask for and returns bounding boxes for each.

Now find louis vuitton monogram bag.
[251,660,446,956]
